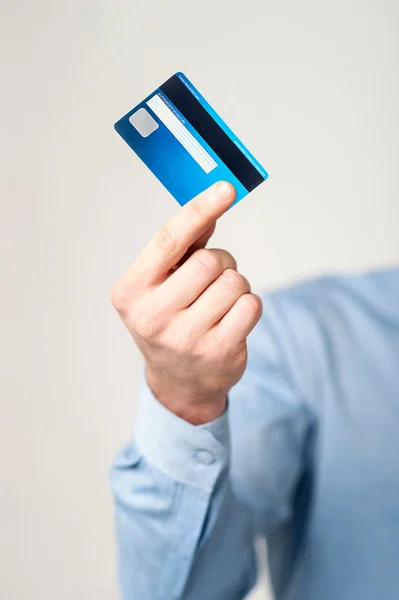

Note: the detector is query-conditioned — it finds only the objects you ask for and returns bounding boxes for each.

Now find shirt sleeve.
[110,382,257,600]
[133,381,230,491]
[110,292,315,600]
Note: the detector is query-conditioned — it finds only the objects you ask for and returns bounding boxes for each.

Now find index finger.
[130,181,235,288]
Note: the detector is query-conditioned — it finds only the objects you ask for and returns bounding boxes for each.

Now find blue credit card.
[114,72,268,207]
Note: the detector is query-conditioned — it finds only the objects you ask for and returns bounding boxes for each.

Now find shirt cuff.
[134,378,230,492]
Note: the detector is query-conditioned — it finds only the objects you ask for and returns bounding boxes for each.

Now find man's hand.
[110,182,262,424]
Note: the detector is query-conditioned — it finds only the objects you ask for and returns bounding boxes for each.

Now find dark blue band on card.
[160,75,265,192]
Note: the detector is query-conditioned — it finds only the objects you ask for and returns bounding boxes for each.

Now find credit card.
[114,72,268,207]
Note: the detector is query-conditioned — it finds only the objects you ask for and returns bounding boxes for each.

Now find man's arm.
[111,383,257,599]
[110,308,311,599]
[110,183,311,598]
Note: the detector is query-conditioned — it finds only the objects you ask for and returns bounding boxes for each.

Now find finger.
[212,293,263,349]
[151,249,237,312]
[129,182,235,288]
[173,222,217,271]
[189,221,217,252]
[185,270,251,333]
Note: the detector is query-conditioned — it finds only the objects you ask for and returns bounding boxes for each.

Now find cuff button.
[193,449,215,465]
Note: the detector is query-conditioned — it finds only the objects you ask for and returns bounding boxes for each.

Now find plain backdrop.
[1,1,398,598]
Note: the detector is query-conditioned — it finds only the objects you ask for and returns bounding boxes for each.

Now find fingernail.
[215,181,234,203]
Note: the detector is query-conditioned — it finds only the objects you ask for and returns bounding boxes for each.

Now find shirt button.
[193,449,215,465]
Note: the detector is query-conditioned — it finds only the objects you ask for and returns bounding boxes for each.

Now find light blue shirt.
[111,268,399,600]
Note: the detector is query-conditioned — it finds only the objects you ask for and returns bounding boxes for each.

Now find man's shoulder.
[252,266,398,405]
[262,265,399,317]
[255,264,399,373]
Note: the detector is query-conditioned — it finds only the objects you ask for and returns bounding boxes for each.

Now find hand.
[110,182,262,424]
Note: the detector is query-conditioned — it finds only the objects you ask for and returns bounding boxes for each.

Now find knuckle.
[110,282,129,311]
[134,311,158,340]
[156,225,177,254]
[132,303,162,340]
[192,248,221,272]
[157,316,193,355]
[224,251,238,271]
[189,198,210,225]
[237,293,263,317]
[218,269,247,292]
[214,249,237,271]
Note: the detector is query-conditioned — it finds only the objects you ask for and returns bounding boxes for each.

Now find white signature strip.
[147,94,217,174]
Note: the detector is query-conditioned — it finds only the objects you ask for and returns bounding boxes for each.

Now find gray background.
[1,1,398,598]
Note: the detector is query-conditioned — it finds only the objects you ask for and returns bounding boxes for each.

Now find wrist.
[145,368,227,425]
